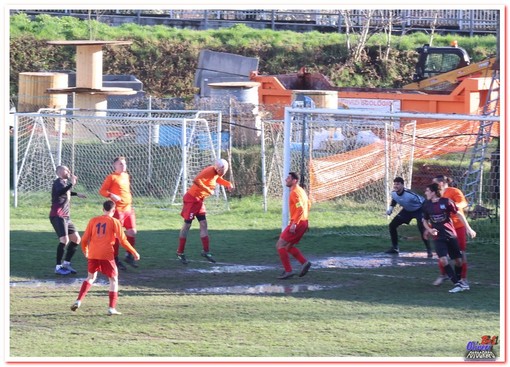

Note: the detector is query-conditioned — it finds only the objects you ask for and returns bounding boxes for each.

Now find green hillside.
[9,12,497,100]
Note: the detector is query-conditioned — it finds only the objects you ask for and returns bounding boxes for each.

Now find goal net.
[12,109,226,209]
[281,107,416,234]
[279,107,500,244]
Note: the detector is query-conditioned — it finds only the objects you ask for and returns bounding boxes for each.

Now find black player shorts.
[396,208,423,225]
[49,216,77,238]
[434,237,462,260]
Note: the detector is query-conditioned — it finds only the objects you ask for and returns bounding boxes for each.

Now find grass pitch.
[8,196,502,360]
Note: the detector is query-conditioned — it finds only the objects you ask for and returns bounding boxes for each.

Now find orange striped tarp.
[309,119,500,202]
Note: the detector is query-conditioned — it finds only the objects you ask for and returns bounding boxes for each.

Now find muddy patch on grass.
[10,278,109,288]
[316,252,432,269]
[187,264,274,274]
[10,252,433,293]
[185,283,342,294]
[187,252,433,274]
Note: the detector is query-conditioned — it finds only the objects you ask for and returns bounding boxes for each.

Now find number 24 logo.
[481,335,498,345]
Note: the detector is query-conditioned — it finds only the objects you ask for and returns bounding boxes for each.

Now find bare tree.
[382,10,393,61]
[87,10,106,40]
[341,10,352,53]
[341,10,380,63]
[428,10,439,46]
[352,10,373,62]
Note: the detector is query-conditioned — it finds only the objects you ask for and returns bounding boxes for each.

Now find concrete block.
[194,69,249,87]
[197,49,258,76]
[103,75,144,91]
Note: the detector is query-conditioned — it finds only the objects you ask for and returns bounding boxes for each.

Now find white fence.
[15,9,500,35]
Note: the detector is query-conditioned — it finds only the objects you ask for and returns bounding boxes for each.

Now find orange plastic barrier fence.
[309,119,500,202]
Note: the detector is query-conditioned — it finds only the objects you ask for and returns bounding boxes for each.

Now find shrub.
[9,12,497,100]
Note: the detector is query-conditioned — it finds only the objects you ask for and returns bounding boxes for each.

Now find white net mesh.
[275,108,499,242]
[13,109,224,208]
[280,109,414,236]
[11,106,499,243]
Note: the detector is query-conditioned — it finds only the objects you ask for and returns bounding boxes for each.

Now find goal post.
[280,107,500,242]
[12,108,226,209]
[281,107,417,231]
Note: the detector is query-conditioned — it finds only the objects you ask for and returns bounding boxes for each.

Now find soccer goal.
[281,107,417,231]
[12,108,226,208]
[279,107,500,244]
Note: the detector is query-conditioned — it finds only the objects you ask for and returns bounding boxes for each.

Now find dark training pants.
[389,208,430,251]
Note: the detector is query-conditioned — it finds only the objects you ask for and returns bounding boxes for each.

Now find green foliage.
[28,14,65,39]
[395,32,429,50]
[9,12,497,99]
[329,65,366,87]
[9,13,33,37]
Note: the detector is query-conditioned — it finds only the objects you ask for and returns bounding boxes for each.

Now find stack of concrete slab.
[195,49,259,97]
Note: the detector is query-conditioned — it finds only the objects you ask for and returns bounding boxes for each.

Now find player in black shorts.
[49,165,86,275]
[421,183,476,293]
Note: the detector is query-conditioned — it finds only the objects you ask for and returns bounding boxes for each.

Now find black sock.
[64,242,79,262]
[454,265,462,280]
[444,264,458,284]
[56,242,66,265]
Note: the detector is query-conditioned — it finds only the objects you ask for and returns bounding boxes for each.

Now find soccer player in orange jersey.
[432,175,472,288]
[275,172,312,279]
[99,156,138,270]
[176,159,234,264]
[70,200,140,315]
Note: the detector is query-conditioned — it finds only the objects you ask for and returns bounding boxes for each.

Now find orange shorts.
[180,193,206,220]
[280,220,309,245]
[87,259,118,278]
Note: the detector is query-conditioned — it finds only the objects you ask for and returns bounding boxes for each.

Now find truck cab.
[413,44,470,81]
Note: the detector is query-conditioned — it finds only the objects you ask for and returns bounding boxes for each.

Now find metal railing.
[12,9,500,35]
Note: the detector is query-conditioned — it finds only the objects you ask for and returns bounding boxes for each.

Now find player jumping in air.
[176,159,234,264]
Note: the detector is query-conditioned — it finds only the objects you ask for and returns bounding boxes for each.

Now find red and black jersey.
[49,178,76,218]
[422,198,458,239]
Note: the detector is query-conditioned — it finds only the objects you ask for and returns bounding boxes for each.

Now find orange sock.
[177,238,186,254]
[109,291,118,308]
[277,248,292,272]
